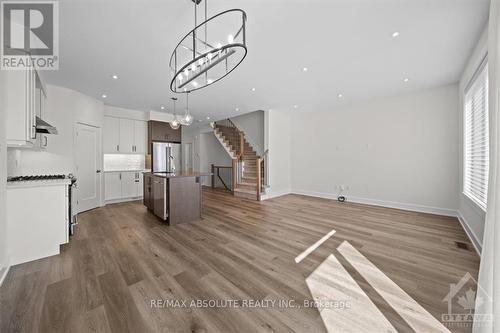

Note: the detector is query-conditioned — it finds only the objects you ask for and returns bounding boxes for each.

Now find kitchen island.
[143,171,211,225]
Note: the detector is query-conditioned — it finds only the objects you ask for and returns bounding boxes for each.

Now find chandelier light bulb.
[227,34,234,44]
[198,58,204,66]
[184,68,189,77]
[217,42,222,49]
[191,63,196,72]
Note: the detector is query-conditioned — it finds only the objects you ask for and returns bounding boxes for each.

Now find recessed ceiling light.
[338,94,343,98]
[293,105,298,109]
[192,81,199,87]
[235,108,240,111]
[403,78,409,83]
[111,75,118,80]
[303,67,308,72]
[160,106,165,110]
[392,31,400,38]
[101,94,107,98]
[206,116,210,120]
[251,87,256,92]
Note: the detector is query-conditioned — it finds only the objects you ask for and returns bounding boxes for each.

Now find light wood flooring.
[0,188,480,332]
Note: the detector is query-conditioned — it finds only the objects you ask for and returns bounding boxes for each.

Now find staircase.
[213,120,265,201]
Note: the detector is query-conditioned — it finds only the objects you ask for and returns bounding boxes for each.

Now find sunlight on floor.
[305,254,397,333]
[299,231,452,333]
[295,229,336,263]
[337,241,451,333]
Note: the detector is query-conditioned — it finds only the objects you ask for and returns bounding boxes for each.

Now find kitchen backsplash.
[103,154,145,171]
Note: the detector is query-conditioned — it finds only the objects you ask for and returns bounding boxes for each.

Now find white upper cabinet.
[134,121,147,154]
[119,118,134,153]
[103,116,120,153]
[6,66,37,147]
[103,116,147,154]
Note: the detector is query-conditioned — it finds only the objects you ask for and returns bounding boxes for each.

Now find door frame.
[73,122,103,213]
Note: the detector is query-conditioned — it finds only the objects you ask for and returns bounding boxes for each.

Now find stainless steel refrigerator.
[152,142,182,173]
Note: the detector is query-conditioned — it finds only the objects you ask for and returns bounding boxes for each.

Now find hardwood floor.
[0,188,480,332]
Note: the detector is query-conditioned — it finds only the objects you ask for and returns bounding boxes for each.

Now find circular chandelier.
[169,0,248,93]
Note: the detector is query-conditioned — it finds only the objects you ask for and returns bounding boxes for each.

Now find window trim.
[462,56,489,212]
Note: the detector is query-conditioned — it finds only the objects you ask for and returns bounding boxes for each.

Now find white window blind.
[464,61,489,210]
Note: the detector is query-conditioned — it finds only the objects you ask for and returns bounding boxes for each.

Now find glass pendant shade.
[181,111,194,126]
[170,116,180,130]
[169,97,181,129]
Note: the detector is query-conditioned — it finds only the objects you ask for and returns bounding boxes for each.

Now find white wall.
[182,124,232,186]
[7,85,104,176]
[457,27,489,252]
[265,109,292,198]
[199,132,232,186]
[231,111,265,155]
[289,84,459,216]
[0,70,9,283]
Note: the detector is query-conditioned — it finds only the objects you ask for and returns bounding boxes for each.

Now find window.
[464,60,489,210]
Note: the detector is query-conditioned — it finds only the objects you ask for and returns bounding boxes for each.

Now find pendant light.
[170,97,181,129]
[180,92,194,126]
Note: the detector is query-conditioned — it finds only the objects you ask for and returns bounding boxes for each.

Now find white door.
[75,123,101,212]
[103,116,120,153]
[119,119,134,153]
[121,172,137,198]
[104,172,122,200]
[134,121,147,153]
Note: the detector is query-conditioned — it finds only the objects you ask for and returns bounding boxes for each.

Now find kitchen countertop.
[7,178,72,189]
[146,171,212,178]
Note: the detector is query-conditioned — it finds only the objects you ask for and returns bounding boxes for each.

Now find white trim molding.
[260,188,292,200]
[457,211,482,255]
[291,189,457,217]
[0,262,10,287]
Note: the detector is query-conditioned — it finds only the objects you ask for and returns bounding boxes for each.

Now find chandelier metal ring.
[169,8,248,94]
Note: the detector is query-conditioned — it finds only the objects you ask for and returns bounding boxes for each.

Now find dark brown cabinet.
[148,120,181,146]
[143,173,153,210]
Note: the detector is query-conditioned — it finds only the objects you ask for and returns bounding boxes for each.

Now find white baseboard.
[457,211,482,255]
[291,189,457,217]
[105,196,143,205]
[261,188,292,200]
[0,262,11,287]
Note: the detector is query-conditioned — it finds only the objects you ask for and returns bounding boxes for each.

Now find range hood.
[35,116,58,135]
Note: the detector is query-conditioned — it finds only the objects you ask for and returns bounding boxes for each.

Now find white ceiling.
[44,0,490,122]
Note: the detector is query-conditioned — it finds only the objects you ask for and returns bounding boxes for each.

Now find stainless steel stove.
[7,174,67,182]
